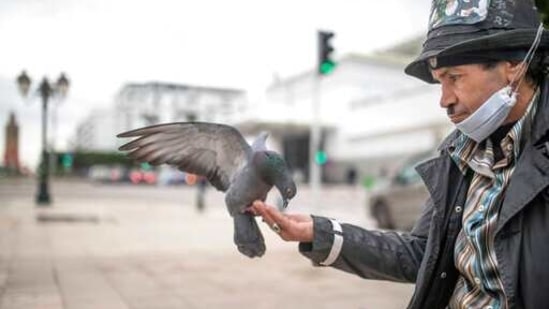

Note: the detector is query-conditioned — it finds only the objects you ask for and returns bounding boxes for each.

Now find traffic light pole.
[310,29,335,207]
[309,76,322,206]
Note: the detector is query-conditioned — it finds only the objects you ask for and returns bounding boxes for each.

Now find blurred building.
[73,82,248,152]
[3,112,20,173]
[73,108,118,151]
[234,38,453,182]
[72,38,453,184]
[114,82,247,140]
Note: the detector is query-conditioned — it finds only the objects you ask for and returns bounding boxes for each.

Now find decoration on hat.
[430,0,490,29]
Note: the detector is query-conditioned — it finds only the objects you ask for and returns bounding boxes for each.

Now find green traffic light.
[315,151,328,165]
[140,162,152,171]
[320,61,336,75]
[61,153,73,168]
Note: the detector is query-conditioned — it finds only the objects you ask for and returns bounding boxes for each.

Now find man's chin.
[449,114,467,124]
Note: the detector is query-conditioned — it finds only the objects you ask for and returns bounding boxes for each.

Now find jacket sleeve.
[299,197,434,283]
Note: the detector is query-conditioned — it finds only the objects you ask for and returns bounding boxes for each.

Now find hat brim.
[405,29,549,83]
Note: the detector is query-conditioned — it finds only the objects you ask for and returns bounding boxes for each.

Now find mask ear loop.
[512,23,545,92]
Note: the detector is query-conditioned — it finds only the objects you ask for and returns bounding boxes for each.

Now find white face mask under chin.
[455,85,517,142]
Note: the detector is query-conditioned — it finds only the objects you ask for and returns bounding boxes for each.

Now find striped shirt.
[448,91,539,309]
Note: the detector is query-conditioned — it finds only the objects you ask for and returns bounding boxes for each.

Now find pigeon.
[117,122,297,258]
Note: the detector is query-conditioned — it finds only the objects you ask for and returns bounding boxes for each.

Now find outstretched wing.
[117,122,252,191]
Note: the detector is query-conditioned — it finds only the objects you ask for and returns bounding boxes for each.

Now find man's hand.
[249,200,313,242]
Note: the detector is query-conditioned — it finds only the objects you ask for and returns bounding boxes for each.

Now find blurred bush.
[53,151,133,176]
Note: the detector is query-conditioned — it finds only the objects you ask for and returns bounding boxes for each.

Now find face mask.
[455,85,517,142]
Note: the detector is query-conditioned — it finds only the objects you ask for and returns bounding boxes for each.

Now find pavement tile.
[54,260,129,309]
[0,291,63,309]
[0,179,414,309]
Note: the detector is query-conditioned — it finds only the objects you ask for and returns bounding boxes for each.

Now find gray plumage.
[117,122,297,258]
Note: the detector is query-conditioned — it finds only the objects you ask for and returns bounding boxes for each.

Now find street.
[0,178,414,309]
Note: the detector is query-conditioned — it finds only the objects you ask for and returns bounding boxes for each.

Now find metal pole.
[36,79,51,205]
[50,101,58,176]
[309,76,321,206]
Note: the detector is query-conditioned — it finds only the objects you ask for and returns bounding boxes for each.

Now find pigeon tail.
[233,213,266,258]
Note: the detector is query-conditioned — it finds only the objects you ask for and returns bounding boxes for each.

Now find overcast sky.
[0,0,431,168]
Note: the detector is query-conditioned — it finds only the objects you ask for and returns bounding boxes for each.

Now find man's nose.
[439,82,456,108]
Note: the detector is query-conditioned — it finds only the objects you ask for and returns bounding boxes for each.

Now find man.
[250,0,549,308]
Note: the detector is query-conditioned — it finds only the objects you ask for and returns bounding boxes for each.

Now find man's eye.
[449,74,461,82]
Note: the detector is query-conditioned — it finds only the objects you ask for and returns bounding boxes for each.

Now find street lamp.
[16,70,70,205]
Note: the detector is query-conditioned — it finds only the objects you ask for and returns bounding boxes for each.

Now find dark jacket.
[300,79,549,309]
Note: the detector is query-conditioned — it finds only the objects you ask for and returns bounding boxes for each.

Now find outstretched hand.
[249,200,314,242]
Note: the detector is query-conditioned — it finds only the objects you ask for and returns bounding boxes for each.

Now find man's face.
[431,63,510,124]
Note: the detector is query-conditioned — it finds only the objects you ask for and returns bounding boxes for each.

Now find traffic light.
[315,150,328,165]
[61,153,73,169]
[318,31,336,75]
[140,162,152,171]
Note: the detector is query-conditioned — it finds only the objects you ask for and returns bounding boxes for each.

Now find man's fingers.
[251,201,289,233]
[252,201,276,225]
[245,206,259,216]
[285,213,313,223]
[262,205,292,230]
[250,201,313,242]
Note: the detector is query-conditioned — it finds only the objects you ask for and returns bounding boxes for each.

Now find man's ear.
[505,61,525,84]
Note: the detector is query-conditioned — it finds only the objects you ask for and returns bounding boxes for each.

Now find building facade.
[113,82,248,146]
[73,82,248,152]
[72,39,453,184]
[234,51,452,183]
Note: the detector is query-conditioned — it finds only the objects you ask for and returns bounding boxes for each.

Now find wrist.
[301,221,314,242]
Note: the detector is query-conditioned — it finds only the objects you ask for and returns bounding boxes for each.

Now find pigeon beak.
[282,198,289,208]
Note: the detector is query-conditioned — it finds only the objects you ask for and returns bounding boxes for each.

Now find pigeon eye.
[286,188,292,195]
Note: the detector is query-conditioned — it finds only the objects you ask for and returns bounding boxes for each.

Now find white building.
[113,82,248,146]
[73,108,118,151]
[233,42,453,182]
[73,39,454,183]
[73,83,248,152]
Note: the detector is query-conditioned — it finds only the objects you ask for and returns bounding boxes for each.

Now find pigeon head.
[253,150,296,207]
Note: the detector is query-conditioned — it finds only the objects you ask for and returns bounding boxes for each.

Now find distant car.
[128,168,157,185]
[88,165,112,182]
[157,166,187,185]
[368,151,435,231]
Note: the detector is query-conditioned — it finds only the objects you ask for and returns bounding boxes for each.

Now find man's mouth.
[449,114,464,124]
[447,107,466,123]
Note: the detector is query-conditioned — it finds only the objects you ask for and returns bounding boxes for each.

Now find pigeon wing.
[117,122,252,191]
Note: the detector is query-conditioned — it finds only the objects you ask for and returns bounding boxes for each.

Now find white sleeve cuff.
[319,219,343,266]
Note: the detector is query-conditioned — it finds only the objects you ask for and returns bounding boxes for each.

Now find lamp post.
[16,70,70,205]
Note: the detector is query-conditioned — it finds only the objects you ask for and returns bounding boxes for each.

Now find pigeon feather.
[118,122,251,191]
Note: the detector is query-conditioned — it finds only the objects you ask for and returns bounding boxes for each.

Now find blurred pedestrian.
[346,167,357,186]
[185,173,208,212]
[196,175,208,212]
[251,1,549,308]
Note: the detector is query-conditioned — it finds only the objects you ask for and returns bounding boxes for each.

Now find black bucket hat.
[405,0,549,83]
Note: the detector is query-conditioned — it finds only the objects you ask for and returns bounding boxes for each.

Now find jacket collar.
[532,78,549,143]
[497,78,549,232]
[437,129,460,153]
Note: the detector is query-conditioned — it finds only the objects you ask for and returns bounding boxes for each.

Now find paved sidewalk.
[0,179,414,309]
